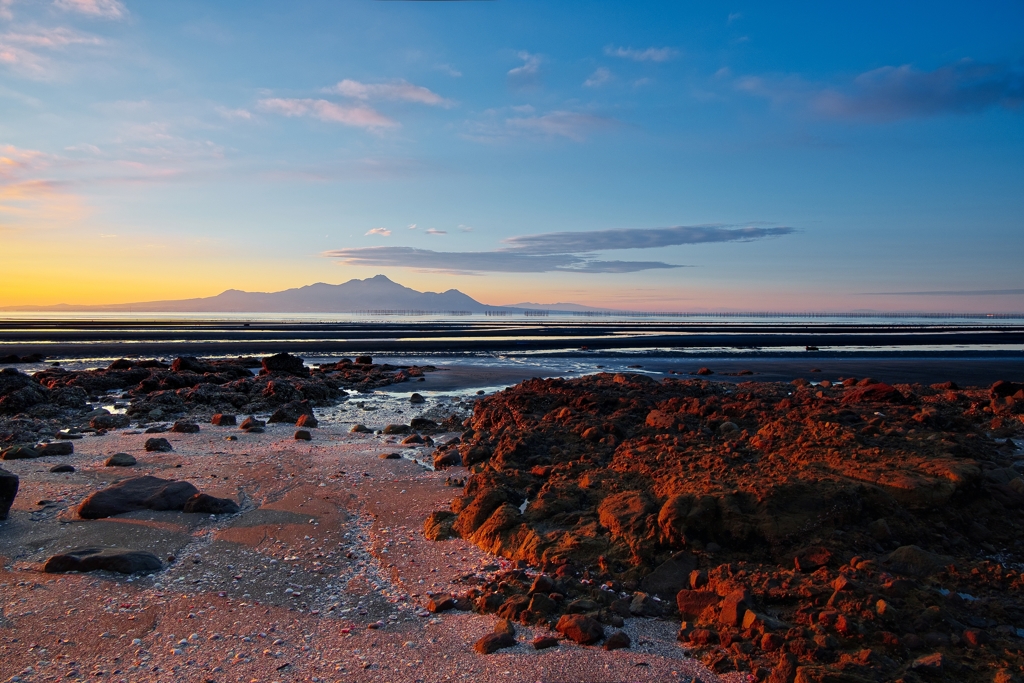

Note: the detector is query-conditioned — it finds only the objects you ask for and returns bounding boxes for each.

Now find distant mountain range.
[0,275,606,313]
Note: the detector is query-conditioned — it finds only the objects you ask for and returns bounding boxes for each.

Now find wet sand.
[0,420,721,683]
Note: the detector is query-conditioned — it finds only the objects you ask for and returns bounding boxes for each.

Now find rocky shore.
[430,372,1024,682]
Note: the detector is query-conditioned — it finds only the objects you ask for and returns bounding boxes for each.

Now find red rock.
[427,593,455,612]
[555,614,604,645]
[532,636,558,650]
[688,628,719,646]
[473,632,515,654]
[676,589,720,618]
[603,630,631,650]
[840,383,905,404]
[794,546,832,572]
[719,589,752,626]
[761,633,784,652]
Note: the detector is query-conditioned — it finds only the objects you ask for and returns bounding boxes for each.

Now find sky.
[0,0,1022,312]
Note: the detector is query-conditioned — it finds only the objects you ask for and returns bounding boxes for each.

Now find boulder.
[410,393,425,404]
[841,383,906,404]
[533,636,559,650]
[555,614,604,645]
[90,414,131,430]
[182,493,239,515]
[261,353,307,376]
[43,547,162,575]
[473,632,515,654]
[0,467,18,520]
[410,417,438,430]
[294,429,312,441]
[144,437,173,452]
[78,476,200,519]
[383,424,410,435]
[1,445,39,460]
[883,545,953,577]
[354,355,372,365]
[603,630,631,650]
[350,424,371,433]
[296,413,318,428]
[170,421,199,433]
[36,441,74,456]
[211,413,236,426]
[239,416,265,432]
[268,400,314,424]
[105,453,136,467]
[676,589,720,618]
[424,510,457,541]
[427,594,455,612]
[640,551,697,599]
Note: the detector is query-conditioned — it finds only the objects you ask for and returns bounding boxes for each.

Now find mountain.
[1,275,501,313]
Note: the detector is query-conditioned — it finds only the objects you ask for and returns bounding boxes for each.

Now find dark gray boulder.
[144,437,173,452]
[78,476,199,519]
[105,453,137,467]
[182,493,239,515]
[35,441,74,456]
[0,467,18,520]
[1,445,39,460]
[43,547,162,574]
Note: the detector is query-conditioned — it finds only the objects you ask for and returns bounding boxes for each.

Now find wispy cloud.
[864,288,1024,296]
[0,144,84,230]
[728,11,743,24]
[505,111,615,141]
[258,98,397,129]
[738,60,1024,121]
[407,223,417,230]
[324,223,793,274]
[508,51,542,86]
[215,106,252,120]
[0,0,14,21]
[325,79,452,107]
[604,46,678,62]
[435,63,462,78]
[365,227,391,236]
[0,26,104,79]
[584,67,612,88]
[54,0,126,20]
[425,228,446,235]
[502,224,795,254]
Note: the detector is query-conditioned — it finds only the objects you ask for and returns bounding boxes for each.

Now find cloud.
[407,223,417,230]
[584,67,612,88]
[436,63,462,78]
[0,144,84,230]
[604,46,678,62]
[425,228,446,235]
[864,288,1024,296]
[728,11,743,24]
[502,224,794,254]
[365,227,391,236]
[458,224,473,232]
[0,27,104,79]
[0,0,13,21]
[813,61,1024,120]
[505,111,615,141]
[323,246,680,274]
[738,60,1024,121]
[54,0,126,19]
[258,98,397,129]
[324,223,793,274]
[508,51,541,86]
[215,106,252,120]
[326,79,452,107]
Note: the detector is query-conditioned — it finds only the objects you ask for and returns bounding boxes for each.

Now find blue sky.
[1,0,1022,310]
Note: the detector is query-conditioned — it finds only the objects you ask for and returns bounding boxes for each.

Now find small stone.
[349,424,370,433]
[105,453,137,467]
[532,636,558,650]
[555,614,604,645]
[239,416,265,432]
[211,414,236,426]
[409,393,425,404]
[35,441,74,456]
[473,632,515,654]
[1,446,39,460]
[494,619,516,637]
[296,414,318,428]
[379,452,401,460]
[170,421,199,434]
[144,438,173,452]
[603,630,631,650]
[294,430,312,441]
[49,464,75,473]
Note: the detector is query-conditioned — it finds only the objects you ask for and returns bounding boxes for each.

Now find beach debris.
[43,547,162,575]
[0,467,18,519]
[144,437,173,452]
[104,452,137,467]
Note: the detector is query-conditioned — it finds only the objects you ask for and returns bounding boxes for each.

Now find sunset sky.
[1,0,1022,311]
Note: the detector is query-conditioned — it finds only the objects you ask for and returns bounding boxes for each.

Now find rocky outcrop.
[426,373,1024,681]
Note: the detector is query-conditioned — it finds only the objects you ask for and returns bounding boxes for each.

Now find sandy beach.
[0,389,722,683]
